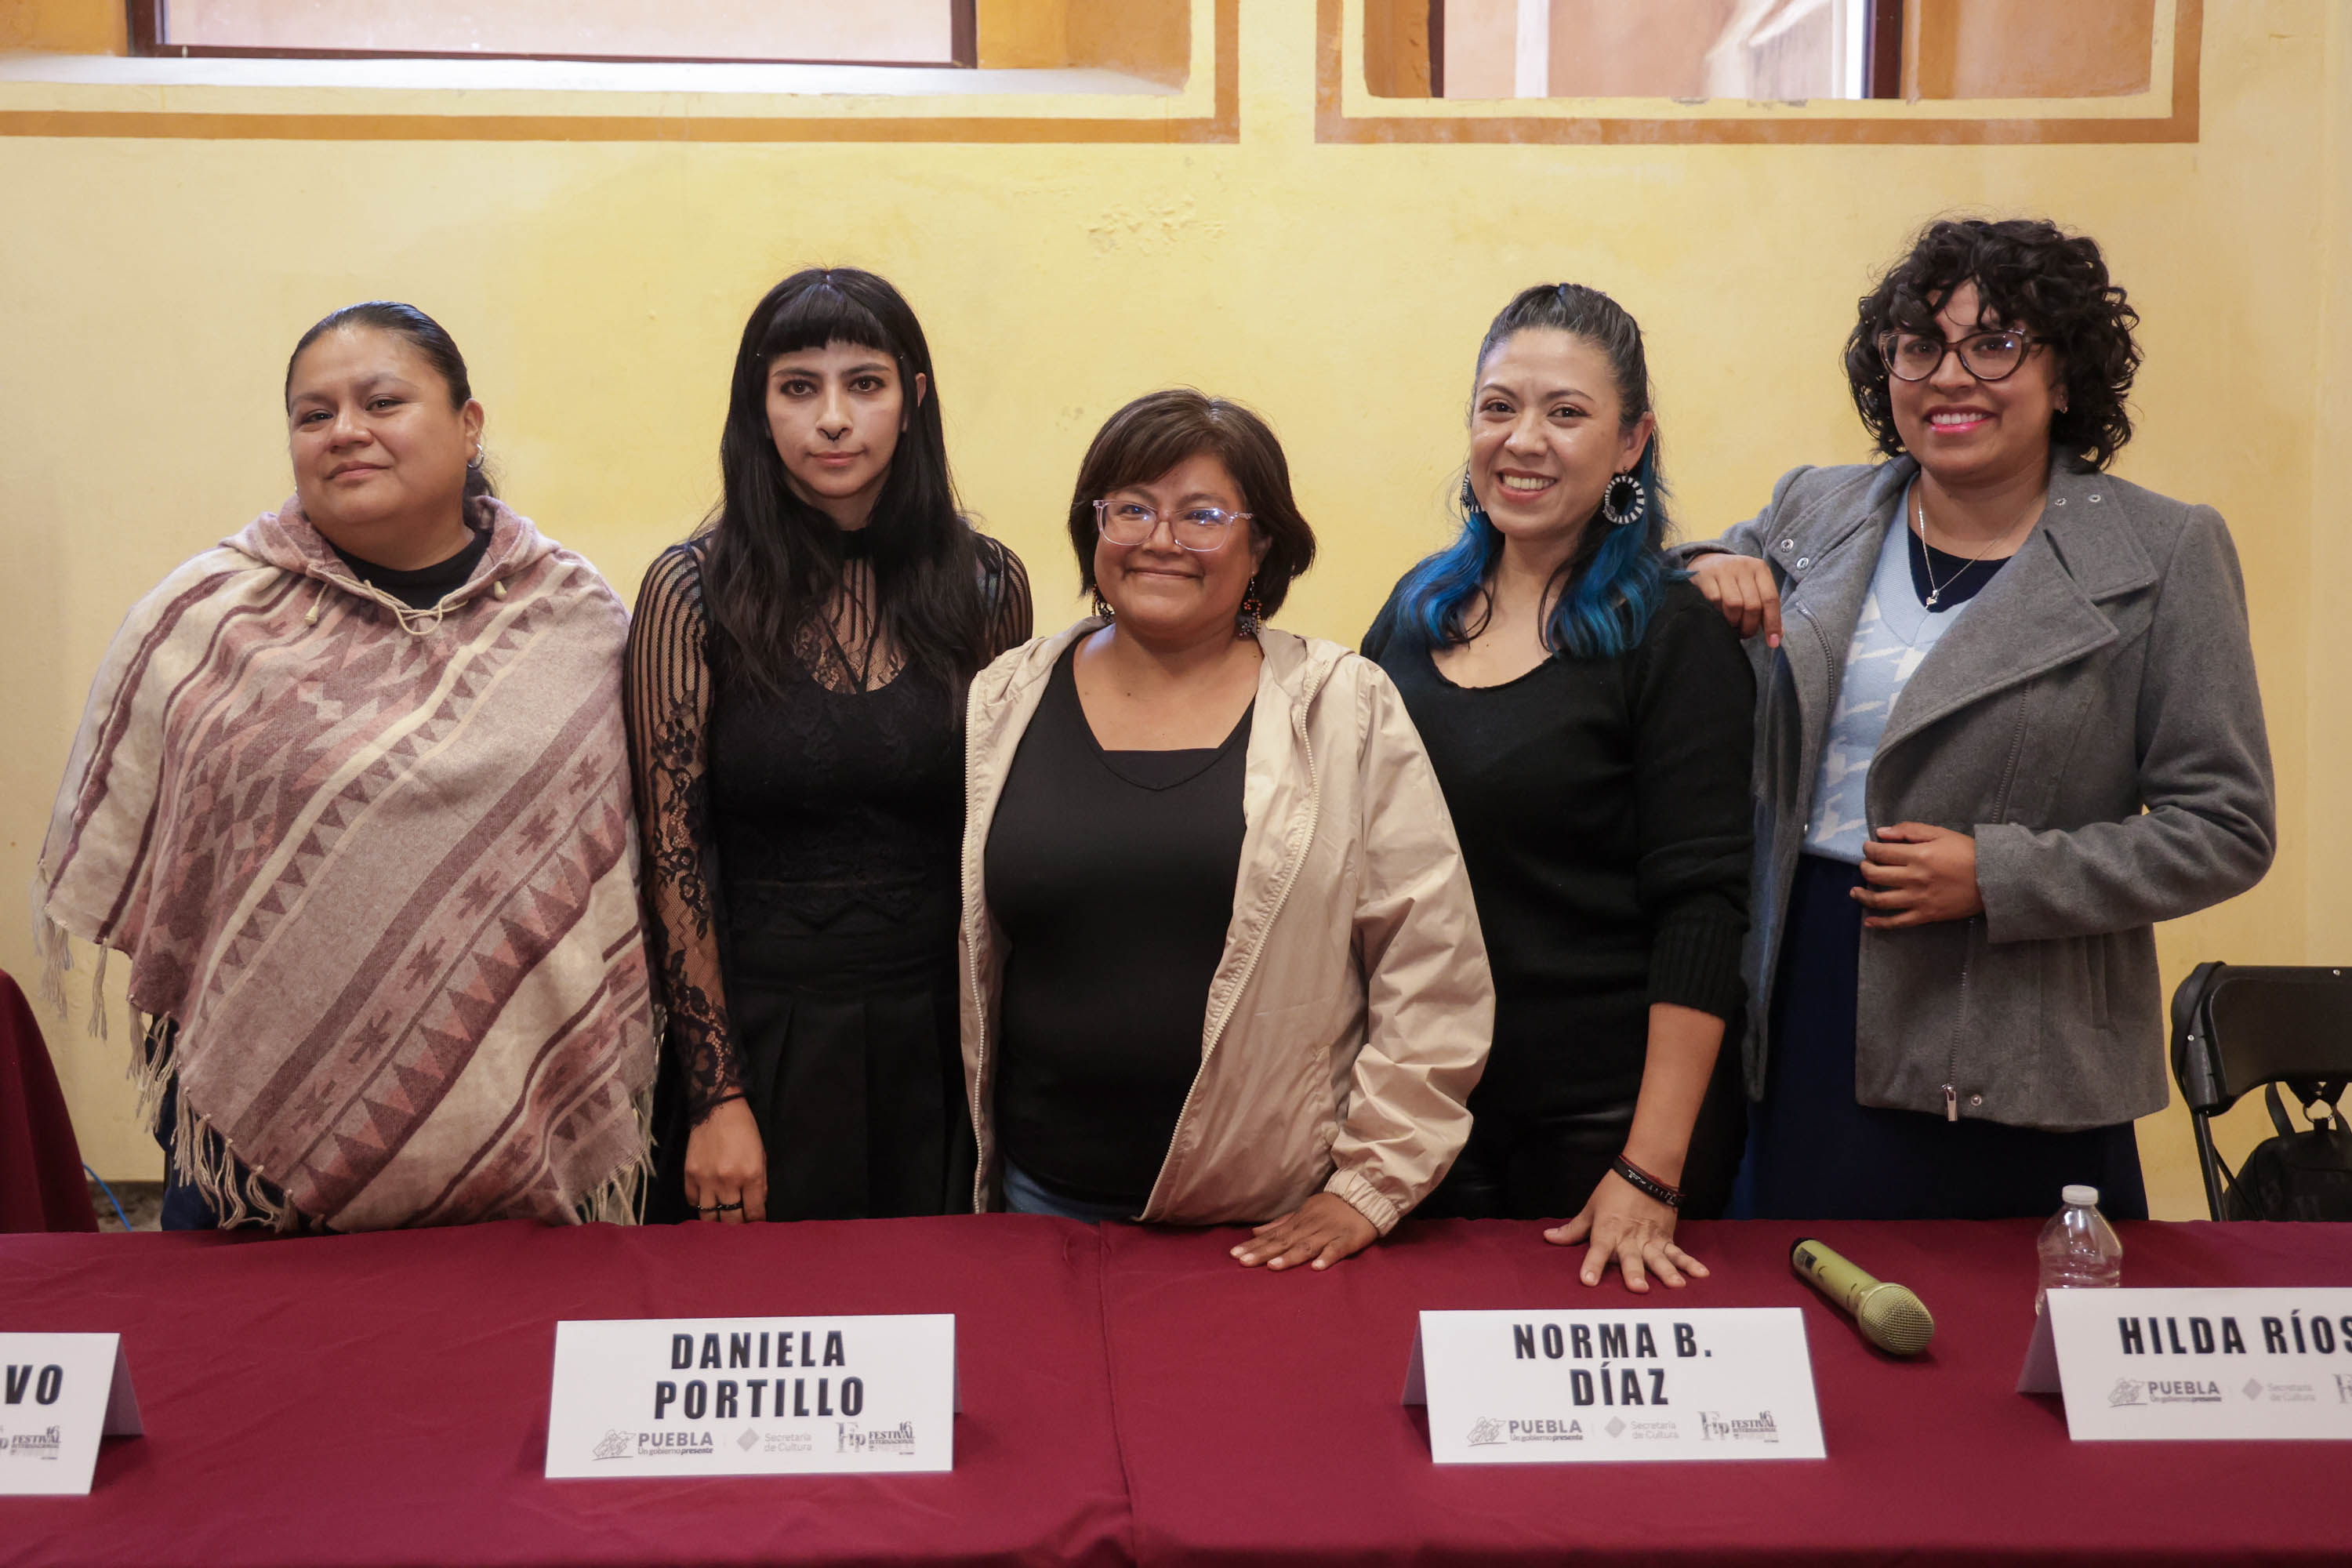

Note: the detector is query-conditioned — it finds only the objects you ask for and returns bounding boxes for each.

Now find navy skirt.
[1736,855,2147,1221]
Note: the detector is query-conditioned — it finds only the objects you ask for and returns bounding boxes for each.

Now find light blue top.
[1802,486,1981,863]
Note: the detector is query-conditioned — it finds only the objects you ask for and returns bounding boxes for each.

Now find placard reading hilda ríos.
[2029,1288,2352,1441]
[545,1315,954,1478]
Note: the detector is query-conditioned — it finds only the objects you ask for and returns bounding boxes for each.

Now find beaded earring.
[1236,577,1265,638]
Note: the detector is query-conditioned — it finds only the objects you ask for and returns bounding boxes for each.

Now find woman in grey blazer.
[1686,218,2274,1221]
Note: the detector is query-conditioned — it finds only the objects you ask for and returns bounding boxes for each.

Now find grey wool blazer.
[1687,452,2275,1131]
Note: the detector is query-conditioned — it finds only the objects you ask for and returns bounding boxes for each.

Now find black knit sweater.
[1364,578,1755,1113]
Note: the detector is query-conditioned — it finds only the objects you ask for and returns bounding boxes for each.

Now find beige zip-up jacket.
[959,620,1493,1234]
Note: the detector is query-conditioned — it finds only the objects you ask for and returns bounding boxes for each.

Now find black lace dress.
[625,530,1031,1221]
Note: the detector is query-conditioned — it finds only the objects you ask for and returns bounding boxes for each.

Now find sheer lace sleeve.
[975,535,1034,660]
[624,543,742,1122]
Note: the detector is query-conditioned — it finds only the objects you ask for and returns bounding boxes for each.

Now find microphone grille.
[1857,1284,1936,1356]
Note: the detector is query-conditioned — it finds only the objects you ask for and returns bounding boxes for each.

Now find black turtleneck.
[330,524,490,611]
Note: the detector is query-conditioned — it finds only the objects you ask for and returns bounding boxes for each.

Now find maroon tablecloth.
[1098,1218,2352,1566]
[0,1216,1129,1568]
[6,1216,2352,1566]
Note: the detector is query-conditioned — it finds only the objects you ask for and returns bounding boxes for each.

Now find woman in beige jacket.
[960,390,1494,1270]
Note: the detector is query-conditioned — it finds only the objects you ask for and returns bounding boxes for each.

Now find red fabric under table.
[0,1215,1129,1568]
[0,970,99,1233]
[1098,1218,2352,1566]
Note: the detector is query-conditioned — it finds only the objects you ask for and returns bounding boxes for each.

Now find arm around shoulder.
[1668,463,1817,564]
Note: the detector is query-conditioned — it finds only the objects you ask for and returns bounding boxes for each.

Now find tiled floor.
[86,1178,165,1232]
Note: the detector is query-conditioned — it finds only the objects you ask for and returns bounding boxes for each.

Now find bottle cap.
[2063,1184,2100,1207]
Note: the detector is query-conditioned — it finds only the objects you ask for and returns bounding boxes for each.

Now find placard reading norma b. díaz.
[545,1315,954,1478]
[1404,1308,1825,1463]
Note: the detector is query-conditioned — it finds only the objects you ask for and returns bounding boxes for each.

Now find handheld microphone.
[1790,1237,1936,1357]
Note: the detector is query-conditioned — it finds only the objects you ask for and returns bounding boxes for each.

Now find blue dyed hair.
[1389,283,1678,661]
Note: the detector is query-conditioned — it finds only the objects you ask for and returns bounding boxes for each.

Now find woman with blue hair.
[1363,283,1755,1291]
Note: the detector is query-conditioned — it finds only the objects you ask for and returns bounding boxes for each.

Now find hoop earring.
[1600,470,1648,528]
[1091,587,1115,622]
[1460,475,1489,525]
[1236,576,1265,639]
[467,446,485,471]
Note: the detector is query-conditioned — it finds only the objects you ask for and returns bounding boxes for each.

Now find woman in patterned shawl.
[36,302,655,1232]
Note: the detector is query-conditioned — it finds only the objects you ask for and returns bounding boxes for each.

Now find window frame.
[4,0,1234,145]
[126,1,982,71]
[1336,0,2199,146]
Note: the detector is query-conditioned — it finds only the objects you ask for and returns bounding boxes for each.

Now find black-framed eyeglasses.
[1877,328,2045,384]
[1092,497,1250,552]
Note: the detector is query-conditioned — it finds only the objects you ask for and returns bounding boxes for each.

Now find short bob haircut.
[1846,217,2142,472]
[1065,389,1317,618]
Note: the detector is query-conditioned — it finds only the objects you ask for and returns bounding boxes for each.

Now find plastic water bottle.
[2035,1184,2124,1315]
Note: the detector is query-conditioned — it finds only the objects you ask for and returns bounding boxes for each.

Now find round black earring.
[1600,471,1648,528]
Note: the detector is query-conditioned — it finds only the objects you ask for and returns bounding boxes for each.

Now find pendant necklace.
[1911,488,2020,609]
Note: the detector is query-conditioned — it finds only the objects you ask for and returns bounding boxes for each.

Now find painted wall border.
[1318,0,2200,147]
[0,0,1236,143]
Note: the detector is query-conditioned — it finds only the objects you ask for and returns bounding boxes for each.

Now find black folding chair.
[2169,963,2352,1221]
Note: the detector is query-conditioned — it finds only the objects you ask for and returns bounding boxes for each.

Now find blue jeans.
[1002,1162,1138,1224]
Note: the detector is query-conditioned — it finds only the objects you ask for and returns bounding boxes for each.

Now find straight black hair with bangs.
[701,267,987,695]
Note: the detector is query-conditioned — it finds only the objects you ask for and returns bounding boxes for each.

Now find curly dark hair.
[1844,218,2142,471]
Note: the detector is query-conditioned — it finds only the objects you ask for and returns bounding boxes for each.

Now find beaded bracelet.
[1610,1154,1684,1210]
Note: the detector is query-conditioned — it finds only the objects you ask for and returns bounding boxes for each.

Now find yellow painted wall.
[1,2,2343,1221]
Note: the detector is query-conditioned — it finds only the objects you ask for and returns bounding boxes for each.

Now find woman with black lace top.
[625,269,1031,1224]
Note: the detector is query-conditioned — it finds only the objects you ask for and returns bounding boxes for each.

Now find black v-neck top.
[985,647,1253,1207]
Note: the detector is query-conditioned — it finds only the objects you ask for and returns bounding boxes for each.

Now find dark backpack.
[2221,1079,2352,1222]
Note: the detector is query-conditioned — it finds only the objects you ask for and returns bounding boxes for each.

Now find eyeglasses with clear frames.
[1092,497,1251,552]
[1877,327,2045,384]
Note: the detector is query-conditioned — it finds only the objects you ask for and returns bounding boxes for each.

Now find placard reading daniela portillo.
[1403,1308,1824,1463]
[545,1316,954,1478]
[0,1333,143,1497]
[2022,1288,2352,1442]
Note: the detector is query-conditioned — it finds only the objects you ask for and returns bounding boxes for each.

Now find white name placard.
[546,1315,954,1478]
[1403,1308,1824,1463]
[2019,1287,2352,1441]
[0,1334,143,1497]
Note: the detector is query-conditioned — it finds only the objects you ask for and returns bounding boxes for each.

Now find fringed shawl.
[35,499,655,1232]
